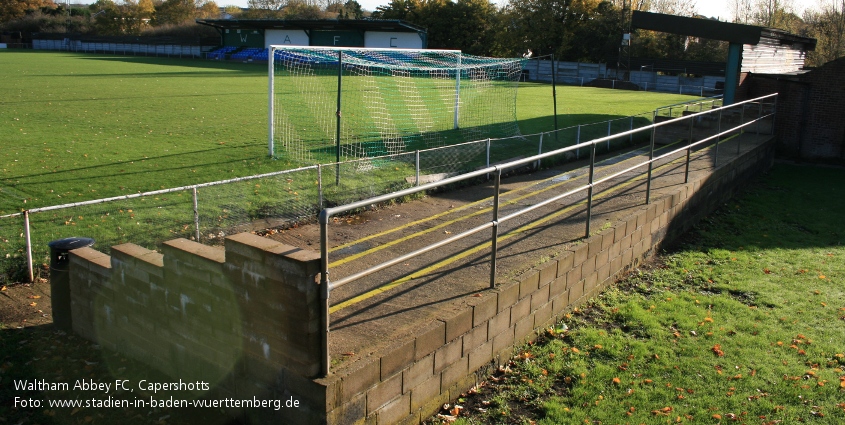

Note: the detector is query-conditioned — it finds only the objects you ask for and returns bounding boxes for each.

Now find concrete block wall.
[68,233,323,423]
[65,138,775,425]
[316,139,776,425]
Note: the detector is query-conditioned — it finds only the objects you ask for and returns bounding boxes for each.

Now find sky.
[215,0,818,20]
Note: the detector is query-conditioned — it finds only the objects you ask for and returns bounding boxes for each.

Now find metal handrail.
[317,93,778,376]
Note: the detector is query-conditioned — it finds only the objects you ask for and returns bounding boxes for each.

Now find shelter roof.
[631,11,816,50]
[196,19,426,34]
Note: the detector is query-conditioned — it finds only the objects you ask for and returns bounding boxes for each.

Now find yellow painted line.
[329,141,722,314]
[328,144,677,267]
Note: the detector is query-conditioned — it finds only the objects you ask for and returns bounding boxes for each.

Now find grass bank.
[437,163,845,424]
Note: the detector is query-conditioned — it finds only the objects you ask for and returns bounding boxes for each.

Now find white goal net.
[268,46,524,164]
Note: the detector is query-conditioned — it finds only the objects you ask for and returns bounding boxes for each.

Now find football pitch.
[0,51,699,279]
[1,50,694,214]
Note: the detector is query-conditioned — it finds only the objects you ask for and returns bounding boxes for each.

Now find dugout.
[631,11,816,104]
[196,19,427,50]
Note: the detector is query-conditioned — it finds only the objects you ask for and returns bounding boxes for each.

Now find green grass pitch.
[0,50,694,279]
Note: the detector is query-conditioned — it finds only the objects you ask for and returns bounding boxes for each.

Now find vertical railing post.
[485,138,491,180]
[715,108,723,168]
[192,187,200,242]
[415,150,420,186]
[489,169,501,289]
[685,115,693,183]
[629,116,634,144]
[576,125,581,160]
[317,164,324,210]
[756,102,762,135]
[606,120,611,152]
[646,112,656,204]
[585,142,596,237]
[536,133,543,170]
[319,212,331,377]
[24,211,33,283]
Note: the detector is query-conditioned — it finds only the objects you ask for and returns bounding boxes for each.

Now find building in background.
[196,19,427,50]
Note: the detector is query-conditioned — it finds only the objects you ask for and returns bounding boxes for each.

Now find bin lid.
[48,237,95,251]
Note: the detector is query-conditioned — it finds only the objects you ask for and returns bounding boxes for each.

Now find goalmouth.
[268,46,524,164]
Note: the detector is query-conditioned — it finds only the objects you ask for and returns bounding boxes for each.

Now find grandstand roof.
[631,11,816,50]
[196,19,426,34]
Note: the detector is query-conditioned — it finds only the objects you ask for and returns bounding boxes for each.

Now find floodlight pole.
[335,51,343,185]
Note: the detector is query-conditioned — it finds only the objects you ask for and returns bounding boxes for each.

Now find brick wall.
[740,57,845,160]
[313,138,776,425]
[66,139,776,425]
[68,233,325,424]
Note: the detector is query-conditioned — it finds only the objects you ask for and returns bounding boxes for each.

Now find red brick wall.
[739,58,845,159]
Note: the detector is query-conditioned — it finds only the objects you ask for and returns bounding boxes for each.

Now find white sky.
[215,0,818,19]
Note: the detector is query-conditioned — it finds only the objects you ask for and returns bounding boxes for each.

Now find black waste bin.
[48,237,95,330]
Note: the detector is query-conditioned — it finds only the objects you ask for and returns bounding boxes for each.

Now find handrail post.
[24,210,33,283]
[575,125,581,159]
[486,138,491,180]
[317,164,324,209]
[415,150,420,186]
[756,102,762,135]
[685,114,693,183]
[585,141,596,237]
[489,169,501,289]
[715,108,723,168]
[192,187,200,242]
[319,210,331,377]
[646,111,656,204]
[536,133,543,170]
[606,120,611,152]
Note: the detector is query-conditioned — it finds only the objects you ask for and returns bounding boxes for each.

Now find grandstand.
[196,19,428,51]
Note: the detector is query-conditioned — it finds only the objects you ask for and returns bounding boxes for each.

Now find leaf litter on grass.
[430,164,845,425]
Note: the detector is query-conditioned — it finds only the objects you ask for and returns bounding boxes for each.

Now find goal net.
[268,46,524,164]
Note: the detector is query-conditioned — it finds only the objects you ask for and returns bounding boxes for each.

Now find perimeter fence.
[0,96,723,283]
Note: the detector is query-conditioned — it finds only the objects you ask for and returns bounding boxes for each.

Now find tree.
[197,0,219,18]
[339,0,362,19]
[154,0,198,25]
[281,0,323,18]
[804,0,845,65]
[89,0,126,34]
[371,0,414,19]
[1,0,55,23]
[243,0,285,18]
[729,0,754,23]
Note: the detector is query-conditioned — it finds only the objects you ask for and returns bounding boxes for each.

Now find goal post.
[268,45,524,164]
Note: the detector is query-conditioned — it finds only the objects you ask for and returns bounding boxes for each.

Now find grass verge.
[433,163,845,424]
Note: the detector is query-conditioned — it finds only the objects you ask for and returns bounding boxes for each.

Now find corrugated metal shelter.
[631,11,816,104]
